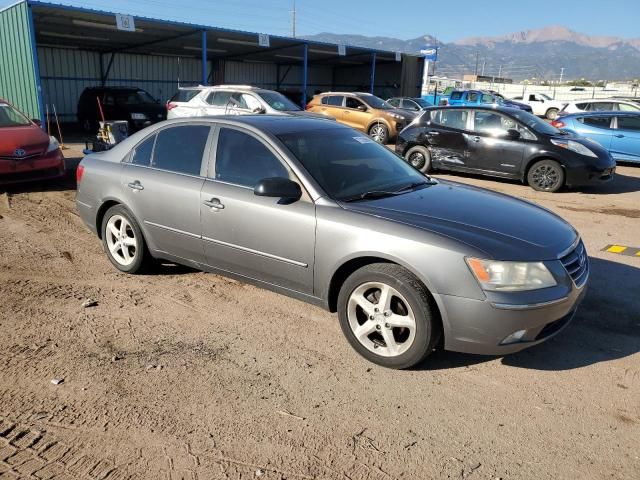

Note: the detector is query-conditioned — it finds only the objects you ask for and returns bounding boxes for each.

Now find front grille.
[535,309,575,341]
[0,153,41,161]
[560,240,589,288]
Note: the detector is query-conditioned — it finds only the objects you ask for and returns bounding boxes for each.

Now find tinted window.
[467,92,479,102]
[215,128,289,187]
[171,89,202,103]
[387,98,400,107]
[414,98,432,108]
[401,100,419,111]
[575,102,588,110]
[617,116,640,132]
[429,109,469,130]
[208,91,233,106]
[326,95,344,106]
[345,97,365,109]
[278,128,428,201]
[589,102,614,111]
[480,94,494,104]
[259,91,300,111]
[579,116,612,129]
[473,111,535,140]
[0,103,31,127]
[450,92,463,100]
[232,93,262,111]
[130,135,155,166]
[358,94,393,109]
[152,125,209,175]
[508,109,561,136]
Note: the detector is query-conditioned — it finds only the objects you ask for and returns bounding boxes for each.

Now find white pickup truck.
[510,93,565,120]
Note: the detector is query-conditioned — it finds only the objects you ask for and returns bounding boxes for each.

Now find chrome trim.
[557,236,581,259]
[76,200,92,209]
[202,235,308,268]
[144,221,200,239]
[491,296,569,311]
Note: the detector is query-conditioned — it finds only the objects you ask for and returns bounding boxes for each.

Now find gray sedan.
[76,116,588,369]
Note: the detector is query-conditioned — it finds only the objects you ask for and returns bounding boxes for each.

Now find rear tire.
[368,123,389,144]
[101,205,151,274]
[545,108,559,120]
[527,159,565,193]
[337,263,440,369]
[405,145,432,173]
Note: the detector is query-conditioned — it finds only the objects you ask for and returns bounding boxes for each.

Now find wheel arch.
[326,254,445,345]
[522,155,566,183]
[366,118,392,133]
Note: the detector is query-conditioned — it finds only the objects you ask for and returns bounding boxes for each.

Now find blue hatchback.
[553,112,640,163]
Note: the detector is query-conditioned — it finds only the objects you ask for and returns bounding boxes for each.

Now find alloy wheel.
[531,164,561,191]
[347,281,417,357]
[105,214,138,266]
[369,125,387,143]
[408,151,426,169]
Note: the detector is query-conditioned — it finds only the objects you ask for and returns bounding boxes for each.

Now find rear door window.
[152,125,210,176]
[449,92,463,101]
[467,92,479,103]
[130,134,156,166]
[171,89,201,103]
[429,109,469,130]
[616,116,640,132]
[480,94,494,104]
[590,102,614,111]
[578,116,613,129]
[326,96,344,106]
[208,91,233,107]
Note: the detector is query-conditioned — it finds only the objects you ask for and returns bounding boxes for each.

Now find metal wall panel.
[333,62,403,98]
[223,61,277,88]
[38,47,203,122]
[0,1,40,119]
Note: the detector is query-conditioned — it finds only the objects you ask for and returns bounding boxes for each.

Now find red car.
[0,100,65,185]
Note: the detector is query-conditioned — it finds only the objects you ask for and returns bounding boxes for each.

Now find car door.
[199,126,316,294]
[527,94,544,115]
[200,90,230,116]
[423,108,471,168]
[343,97,370,131]
[120,124,212,264]
[610,115,640,162]
[466,110,527,175]
[314,95,344,119]
[574,115,614,150]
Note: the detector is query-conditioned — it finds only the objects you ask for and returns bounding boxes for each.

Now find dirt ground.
[0,146,639,480]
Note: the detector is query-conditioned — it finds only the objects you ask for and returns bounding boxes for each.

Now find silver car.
[76,116,588,369]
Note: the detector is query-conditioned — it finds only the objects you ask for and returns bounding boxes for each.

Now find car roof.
[426,105,521,113]
[562,111,640,118]
[158,114,341,135]
[317,92,372,96]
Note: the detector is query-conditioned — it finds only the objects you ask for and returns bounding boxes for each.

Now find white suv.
[560,99,640,115]
[510,93,566,120]
[166,85,323,119]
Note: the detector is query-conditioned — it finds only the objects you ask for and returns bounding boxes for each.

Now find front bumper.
[565,164,616,187]
[0,149,65,185]
[438,270,588,355]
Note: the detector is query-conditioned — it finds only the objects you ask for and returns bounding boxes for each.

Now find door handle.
[127,181,144,191]
[427,130,440,135]
[203,198,225,210]
[614,134,625,138]
[471,136,481,143]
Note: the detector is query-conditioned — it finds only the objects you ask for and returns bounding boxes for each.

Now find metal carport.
[0,0,424,127]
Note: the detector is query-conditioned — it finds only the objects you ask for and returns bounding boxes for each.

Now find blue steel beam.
[201,29,207,85]
[302,43,308,108]
[370,52,376,94]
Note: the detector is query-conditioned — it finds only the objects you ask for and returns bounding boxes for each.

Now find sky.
[2,0,639,42]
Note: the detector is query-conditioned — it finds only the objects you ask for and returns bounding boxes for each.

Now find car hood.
[341,180,577,261]
[0,125,49,156]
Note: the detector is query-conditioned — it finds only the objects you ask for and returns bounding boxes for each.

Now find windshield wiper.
[341,180,437,202]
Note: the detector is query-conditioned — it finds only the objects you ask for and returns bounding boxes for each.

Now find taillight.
[305,103,312,110]
[551,120,565,128]
[76,164,85,184]
[166,102,177,111]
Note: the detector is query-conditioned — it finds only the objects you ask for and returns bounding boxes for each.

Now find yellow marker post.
[607,245,627,254]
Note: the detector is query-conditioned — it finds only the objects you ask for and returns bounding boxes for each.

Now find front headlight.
[131,113,148,120]
[46,136,60,153]
[550,139,597,158]
[389,113,404,120]
[466,258,557,291]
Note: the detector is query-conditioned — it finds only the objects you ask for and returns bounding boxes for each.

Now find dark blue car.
[552,112,640,164]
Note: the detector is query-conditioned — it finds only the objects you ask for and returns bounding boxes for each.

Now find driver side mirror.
[254,177,302,200]
[252,106,266,114]
[31,118,42,126]
[505,129,520,140]
[357,105,367,112]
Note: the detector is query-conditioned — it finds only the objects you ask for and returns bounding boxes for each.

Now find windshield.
[360,94,394,110]
[259,91,301,111]
[414,98,433,108]
[277,127,429,201]
[0,103,32,127]
[116,90,157,105]
[540,93,553,100]
[508,109,562,135]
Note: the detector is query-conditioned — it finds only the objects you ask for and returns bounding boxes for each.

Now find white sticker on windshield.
[353,136,374,144]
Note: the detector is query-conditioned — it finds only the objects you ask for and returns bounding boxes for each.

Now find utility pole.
[559,67,565,84]
[481,60,485,76]
[291,0,296,38]
[497,64,502,80]
[474,51,479,76]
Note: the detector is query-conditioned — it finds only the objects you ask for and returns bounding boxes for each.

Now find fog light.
[500,329,527,345]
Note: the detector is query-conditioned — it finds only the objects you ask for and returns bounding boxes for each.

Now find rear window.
[171,89,202,103]
[449,92,463,100]
[575,103,588,110]
[324,95,344,106]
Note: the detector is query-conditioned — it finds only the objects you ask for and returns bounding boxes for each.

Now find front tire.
[405,145,432,173]
[337,263,440,369]
[368,122,389,144]
[545,108,559,120]
[527,159,565,192]
[101,205,150,273]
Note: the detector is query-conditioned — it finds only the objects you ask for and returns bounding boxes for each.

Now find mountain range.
[304,26,640,81]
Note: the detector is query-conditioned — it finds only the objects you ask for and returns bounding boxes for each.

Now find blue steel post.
[201,29,207,85]
[370,52,376,94]
[26,2,46,129]
[302,43,308,108]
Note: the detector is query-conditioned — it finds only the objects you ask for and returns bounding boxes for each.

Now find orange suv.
[306,92,417,144]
